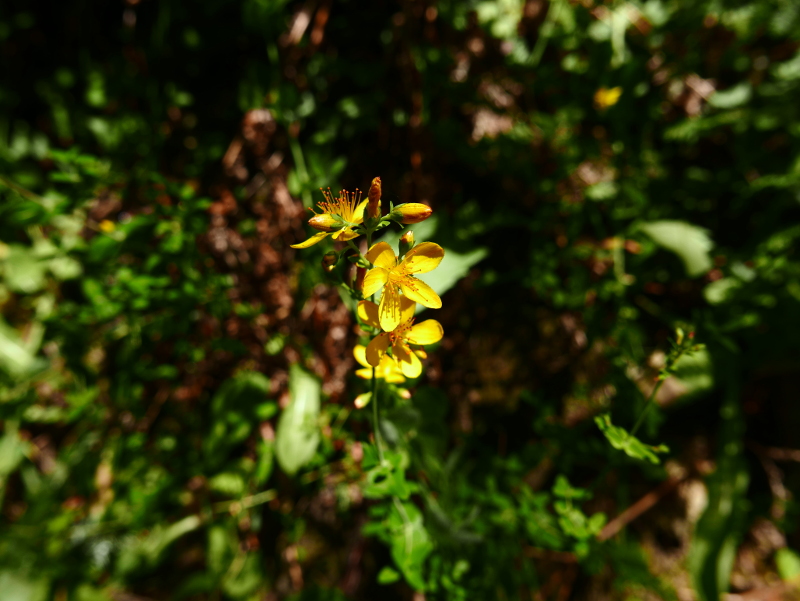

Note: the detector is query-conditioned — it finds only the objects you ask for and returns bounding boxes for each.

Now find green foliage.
[2,0,800,598]
[595,414,670,465]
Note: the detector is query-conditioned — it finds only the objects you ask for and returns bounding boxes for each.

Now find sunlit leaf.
[640,220,713,277]
[275,364,321,476]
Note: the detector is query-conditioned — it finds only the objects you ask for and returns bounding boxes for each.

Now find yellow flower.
[291,188,368,249]
[353,345,406,384]
[359,298,443,378]
[594,87,623,110]
[99,220,116,233]
[362,241,444,332]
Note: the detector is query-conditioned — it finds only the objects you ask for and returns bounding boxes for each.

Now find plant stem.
[371,369,384,463]
[630,346,688,437]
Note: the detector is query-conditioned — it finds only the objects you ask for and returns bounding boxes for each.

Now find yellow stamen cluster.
[314,187,363,223]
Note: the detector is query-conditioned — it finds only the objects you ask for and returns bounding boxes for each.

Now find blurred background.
[2,0,800,599]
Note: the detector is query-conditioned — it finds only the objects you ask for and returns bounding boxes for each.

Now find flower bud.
[308,213,339,232]
[399,230,415,255]
[368,177,381,219]
[322,251,338,272]
[354,392,372,409]
[389,203,432,224]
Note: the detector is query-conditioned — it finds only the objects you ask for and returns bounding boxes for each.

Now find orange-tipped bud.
[399,230,415,255]
[308,213,339,232]
[389,203,432,224]
[368,177,381,219]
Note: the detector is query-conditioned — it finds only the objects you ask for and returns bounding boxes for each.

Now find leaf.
[115,515,203,577]
[640,220,713,277]
[708,83,752,109]
[0,319,45,378]
[48,254,82,280]
[388,502,433,591]
[595,414,669,464]
[377,566,401,584]
[416,246,488,301]
[688,353,749,601]
[0,571,49,601]
[275,364,321,476]
[776,548,800,581]
[3,245,47,293]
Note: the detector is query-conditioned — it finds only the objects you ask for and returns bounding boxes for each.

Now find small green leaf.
[377,566,401,584]
[595,414,669,464]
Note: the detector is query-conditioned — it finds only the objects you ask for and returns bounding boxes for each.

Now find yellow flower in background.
[359,299,443,378]
[353,345,406,384]
[594,87,623,110]
[99,220,116,233]
[291,188,368,249]
[362,241,444,332]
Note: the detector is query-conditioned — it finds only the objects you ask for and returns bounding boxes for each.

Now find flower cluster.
[291,176,443,396]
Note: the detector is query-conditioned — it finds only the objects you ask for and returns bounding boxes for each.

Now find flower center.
[316,187,362,223]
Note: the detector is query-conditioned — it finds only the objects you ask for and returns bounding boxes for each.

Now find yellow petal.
[290,231,329,249]
[399,278,442,309]
[379,356,407,384]
[399,296,416,323]
[357,300,381,329]
[401,242,444,274]
[366,242,397,270]
[366,332,390,366]
[353,345,370,368]
[379,285,403,332]
[353,198,368,224]
[362,267,389,298]
[355,367,374,379]
[332,226,359,241]
[394,343,423,378]
[407,319,443,345]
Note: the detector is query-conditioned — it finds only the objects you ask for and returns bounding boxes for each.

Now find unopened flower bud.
[322,251,338,272]
[399,230,415,255]
[354,392,372,409]
[368,177,381,219]
[308,213,339,232]
[389,203,432,224]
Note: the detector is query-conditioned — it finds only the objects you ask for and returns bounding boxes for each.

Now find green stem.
[629,379,663,437]
[630,346,688,437]
[371,368,384,463]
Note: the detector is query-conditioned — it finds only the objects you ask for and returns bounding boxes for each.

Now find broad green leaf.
[275,364,321,476]
[0,571,49,601]
[640,220,713,277]
[3,245,47,293]
[389,502,433,591]
[708,83,752,109]
[416,247,487,302]
[776,548,800,581]
[595,414,669,464]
